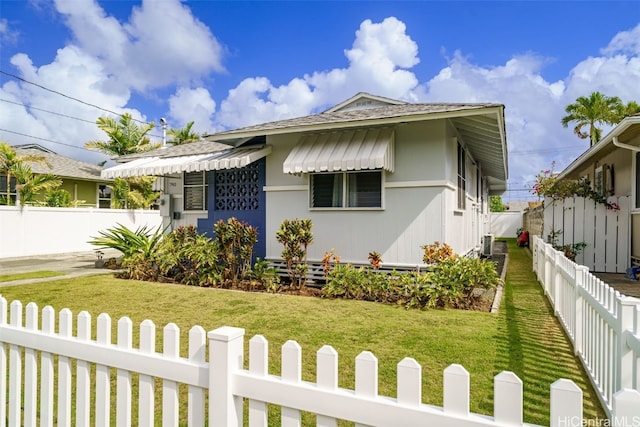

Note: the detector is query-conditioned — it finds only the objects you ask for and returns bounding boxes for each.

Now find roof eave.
[557,115,640,180]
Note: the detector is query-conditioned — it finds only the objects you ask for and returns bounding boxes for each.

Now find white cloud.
[215,17,421,128]
[601,23,640,56]
[0,18,19,46]
[168,87,217,134]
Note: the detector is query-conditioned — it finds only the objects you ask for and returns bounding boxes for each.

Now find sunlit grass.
[0,270,65,282]
[0,242,606,424]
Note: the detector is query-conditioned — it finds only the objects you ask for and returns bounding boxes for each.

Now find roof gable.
[323,92,407,114]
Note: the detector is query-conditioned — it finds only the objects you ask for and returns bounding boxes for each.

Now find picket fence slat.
[188,326,207,427]
[316,345,339,427]
[40,306,55,427]
[24,303,38,427]
[248,335,268,427]
[96,313,112,427]
[282,340,303,427]
[117,316,133,427]
[139,319,156,427]
[1,295,597,427]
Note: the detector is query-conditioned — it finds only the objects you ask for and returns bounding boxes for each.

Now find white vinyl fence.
[489,211,523,238]
[532,235,640,419]
[0,205,162,258]
[543,196,630,273]
[3,297,631,427]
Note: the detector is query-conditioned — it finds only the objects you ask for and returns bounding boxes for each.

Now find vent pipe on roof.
[613,136,640,152]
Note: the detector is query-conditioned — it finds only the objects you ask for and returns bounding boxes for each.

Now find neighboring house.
[102,93,508,267]
[1,144,114,207]
[552,113,640,272]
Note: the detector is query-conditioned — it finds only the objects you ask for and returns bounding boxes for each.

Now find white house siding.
[261,120,481,265]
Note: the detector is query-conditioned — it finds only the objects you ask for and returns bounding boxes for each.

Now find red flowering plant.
[532,162,619,211]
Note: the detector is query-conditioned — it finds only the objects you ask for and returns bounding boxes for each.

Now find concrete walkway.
[0,249,122,286]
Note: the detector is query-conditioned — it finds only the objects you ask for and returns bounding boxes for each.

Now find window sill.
[309,207,384,211]
[453,209,465,215]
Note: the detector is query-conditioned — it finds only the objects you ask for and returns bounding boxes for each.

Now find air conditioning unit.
[482,234,494,257]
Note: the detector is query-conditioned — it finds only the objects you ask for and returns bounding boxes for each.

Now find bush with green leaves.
[155,225,221,286]
[323,256,501,310]
[276,218,313,289]
[214,218,258,285]
[429,256,501,309]
[88,223,166,280]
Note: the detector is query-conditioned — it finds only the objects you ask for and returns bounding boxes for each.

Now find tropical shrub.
[421,241,456,264]
[429,257,501,309]
[214,218,258,285]
[276,218,313,289]
[88,223,165,259]
[155,225,221,286]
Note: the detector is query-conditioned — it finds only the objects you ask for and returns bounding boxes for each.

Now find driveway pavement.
[0,249,122,286]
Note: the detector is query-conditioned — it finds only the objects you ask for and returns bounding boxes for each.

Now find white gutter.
[613,136,640,152]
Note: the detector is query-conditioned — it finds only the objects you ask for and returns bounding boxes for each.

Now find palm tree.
[85,114,161,209]
[12,162,62,205]
[85,113,160,156]
[0,142,51,205]
[619,101,640,120]
[561,92,623,146]
[167,121,201,145]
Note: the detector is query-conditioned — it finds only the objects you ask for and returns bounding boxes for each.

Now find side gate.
[543,195,630,273]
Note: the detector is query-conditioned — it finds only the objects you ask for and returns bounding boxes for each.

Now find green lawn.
[0,239,605,425]
[0,270,65,282]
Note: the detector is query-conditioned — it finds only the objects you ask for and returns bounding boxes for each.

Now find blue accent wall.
[197,158,267,260]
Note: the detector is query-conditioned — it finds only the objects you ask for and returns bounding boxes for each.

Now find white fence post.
[188,326,207,427]
[550,379,582,427]
[618,298,638,390]
[355,351,378,427]
[24,303,38,427]
[317,345,339,427]
[139,319,156,427]
[209,326,245,427]
[574,266,589,357]
[281,340,303,427]
[612,389,640,426]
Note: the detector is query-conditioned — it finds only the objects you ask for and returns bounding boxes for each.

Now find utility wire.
[0,98,96,124]
[0,98,163,139]
[0,69,154,125]
[0,127,96,152]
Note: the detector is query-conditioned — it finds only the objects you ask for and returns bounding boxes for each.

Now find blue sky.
[1,0,639,201]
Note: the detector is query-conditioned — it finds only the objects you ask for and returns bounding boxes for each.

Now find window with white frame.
[311,171,382,208]
[98,184,111,208]
[457,143,466,210]
[184,171,208,211]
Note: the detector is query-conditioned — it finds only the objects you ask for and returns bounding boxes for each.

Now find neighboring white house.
[551,113,640,272]
[102,93,508,267]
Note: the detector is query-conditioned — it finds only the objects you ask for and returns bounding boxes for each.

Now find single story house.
[102,93,508,267]
[552,113,640,272]
[1,144,114,207]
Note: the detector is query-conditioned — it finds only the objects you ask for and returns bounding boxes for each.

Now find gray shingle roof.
[208,102,503,139]
[15,148,110,182]
[117,140,232,161]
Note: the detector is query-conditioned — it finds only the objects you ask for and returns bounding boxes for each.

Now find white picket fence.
[2,297,632,427]
[532,235,640,419]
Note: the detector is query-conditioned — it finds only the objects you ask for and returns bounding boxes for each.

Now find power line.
[0,69,154,125]
[0,127,96,152]
[0,97,163,139]
[0,98,96,124]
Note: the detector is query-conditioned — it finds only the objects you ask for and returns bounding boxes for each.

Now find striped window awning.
[101,146,271,178]
[283,127,394,174]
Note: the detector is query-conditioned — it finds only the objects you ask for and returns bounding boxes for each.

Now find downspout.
[613,136,640,152]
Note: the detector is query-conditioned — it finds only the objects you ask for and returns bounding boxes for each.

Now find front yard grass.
[0,270,65,282]
[0,238,606,425]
